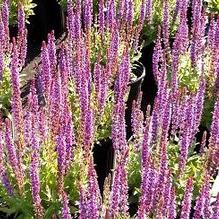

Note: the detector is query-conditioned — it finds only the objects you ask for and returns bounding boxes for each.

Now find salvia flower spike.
[211,193,219,219]
[29,112,44,218]
[168,185,177,219]
[193,174,210,219]
[145,0,152,24]
[10,39,25,149]
[180,178,193,219]
[61,191,72,219]
[17,3,27,67]
[1,0,9,48]
[5,119,24,194]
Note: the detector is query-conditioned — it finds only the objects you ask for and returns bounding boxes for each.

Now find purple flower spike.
[162,0,170,55]
[61,192,72,219]
[212,193,219,219]
[172,0,182,23]
[40,41,51,97]
[141,111,152,170]
[139,0,146,27]
[1,0,9,47]
[10,40,24,145]
[119,163,129,215]
[171,0,188,98]
[137,167,157,217]
[79,186,87,218]
[17,3,25,35]
[168,185,177,219]
[64,110,76,173]
[106,29,119,80]
[145,0,152,24]
[29,120,44,218]
[131,92,144,139]
[109,161,129,217]
[59,45,69,101]
[86,159,101,218]
[24,109,31,146]
[83,0,92,33]
[56,133,67,178]
[112,48,130,152]
[209,98,219,157]
[94,59,107,115]
[49,70,62,137]
[0,13,6,50]
[17,3,27,67]
[180,178,193,219]
[83,108,93,156]
[5,119,24,192]
[19,28,27,67]
[127,0,133,29]
[48,31,57,77]
[67,0,76,42]
[193,175,210,219]
[194,76,206,130]
[38,108,47,143]
[117,0,125,27]
[98,0,105,35]
[0,44,3,81]
[152,28,162,85]
[106,0,115,30]
[179,96,196,174]
[0,131,13,196]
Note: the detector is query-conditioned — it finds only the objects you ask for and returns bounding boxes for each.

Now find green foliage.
[127,142,141,205]
[178,53,200,93]
[204,0,219,14]
[57,0,67,10]
[201,96,215,128]
[168,141,206,206]
[94,90,114,142]
[0,56,12,118]
[90,25,111,66]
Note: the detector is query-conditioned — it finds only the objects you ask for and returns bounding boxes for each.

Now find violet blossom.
[10,40,24,146]
[17,3,27,67]
[1,0,9,48]
[48,31,57,77]
[145,0,152,24]
[5,119,24,193]
[168,185,177,219]
[180,178,193,219]
[211,193,219,219]
[137,166,157,217]
[29,120,44,218]
[61,191,72,219]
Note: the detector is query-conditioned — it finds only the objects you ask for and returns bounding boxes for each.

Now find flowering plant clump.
[0,0,219,219]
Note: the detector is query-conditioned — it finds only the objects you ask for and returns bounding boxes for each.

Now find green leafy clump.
[178,53,200,93]
[204,0,219,15]
[168,141,206,206]
[0,140,87,219]
[127,143,141,205]
[0,56,12,118]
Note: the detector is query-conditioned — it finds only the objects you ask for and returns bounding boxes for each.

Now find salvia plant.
[0,0,219,219]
